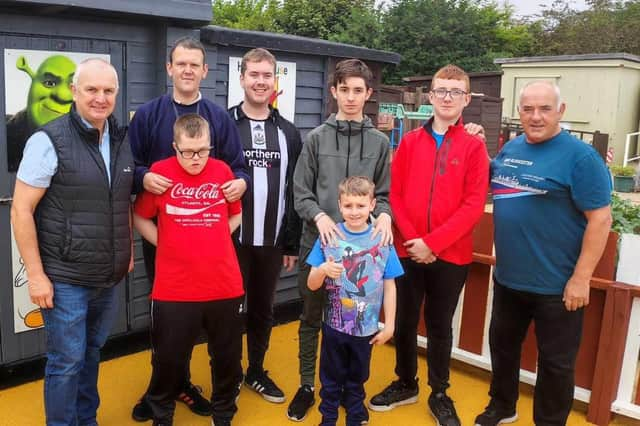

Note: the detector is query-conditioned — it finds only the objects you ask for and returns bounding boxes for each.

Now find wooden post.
[587,285,633,425]
[592,131,609,162]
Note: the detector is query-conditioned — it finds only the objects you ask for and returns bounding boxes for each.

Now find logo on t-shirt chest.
[170,183,220,200]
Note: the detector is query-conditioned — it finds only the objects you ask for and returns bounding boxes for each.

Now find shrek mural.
[5,54,75,171]
[5,49,111,334]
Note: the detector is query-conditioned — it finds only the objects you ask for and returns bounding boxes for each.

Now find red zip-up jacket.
[391,119,489,265]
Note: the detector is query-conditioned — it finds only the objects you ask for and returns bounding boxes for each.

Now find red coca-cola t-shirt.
[134,157,244,302]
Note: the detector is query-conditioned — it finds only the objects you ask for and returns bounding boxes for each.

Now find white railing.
[623,131,640,166]
[612,296,640,419]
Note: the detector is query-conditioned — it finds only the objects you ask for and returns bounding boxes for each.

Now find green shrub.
[610,165,636,177]
[611,193,640,235]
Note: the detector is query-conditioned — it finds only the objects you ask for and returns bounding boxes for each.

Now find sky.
[504,0,589,17]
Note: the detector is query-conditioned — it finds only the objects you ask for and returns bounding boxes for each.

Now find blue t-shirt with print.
[307,223,403,336]
[491,130,611,295]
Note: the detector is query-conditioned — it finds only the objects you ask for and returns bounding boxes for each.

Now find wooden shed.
[0,3,400,366]
[200,25,401,137]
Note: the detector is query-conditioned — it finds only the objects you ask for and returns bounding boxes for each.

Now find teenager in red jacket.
[369,64,489,426]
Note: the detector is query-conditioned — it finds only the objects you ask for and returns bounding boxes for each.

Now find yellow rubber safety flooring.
[0,321,635,426]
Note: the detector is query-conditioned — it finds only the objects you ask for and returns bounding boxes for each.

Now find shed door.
[0,34,126,365]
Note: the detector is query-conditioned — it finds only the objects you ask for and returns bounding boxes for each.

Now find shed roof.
[3,0,212,26]
[495,52,640,65]
[403,70,503,83]
[201,25,401,65]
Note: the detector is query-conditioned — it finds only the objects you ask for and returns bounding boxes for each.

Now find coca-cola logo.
[170,183,220,200]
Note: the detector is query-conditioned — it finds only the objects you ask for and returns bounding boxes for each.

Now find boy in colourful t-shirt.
[306,176,403,426]
[133,113,244,426]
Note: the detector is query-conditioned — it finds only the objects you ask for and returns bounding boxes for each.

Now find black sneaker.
[245,370,285,403]
[428,392,460,426]
[212,418,231,426]
[474,405,518,426]
[177,383,213,416]
[368,379,419,412]
[286,384,315,422]
[132,398,152,422]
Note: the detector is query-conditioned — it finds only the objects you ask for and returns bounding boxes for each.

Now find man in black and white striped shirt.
[228,48,302,404]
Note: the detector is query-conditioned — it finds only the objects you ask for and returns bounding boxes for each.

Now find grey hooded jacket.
[293,113,391,251]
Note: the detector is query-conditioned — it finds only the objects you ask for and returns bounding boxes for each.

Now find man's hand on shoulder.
[28,272,54,309]
[143,172,173,195]
[372,213,393,246]
[563,274,590,311]
[464,122,486,141]
[221,178,247,202]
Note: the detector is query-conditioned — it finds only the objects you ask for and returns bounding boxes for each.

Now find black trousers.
[488,282,584,426]
[144,298,244,423]
[235,244,284,373]
[394,258,468,392]
[142,239,193,387]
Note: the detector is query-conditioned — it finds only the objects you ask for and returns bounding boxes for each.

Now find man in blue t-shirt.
[475,81,612,426]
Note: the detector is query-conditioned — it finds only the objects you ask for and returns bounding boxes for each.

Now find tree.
[380,0,536,83]
[212,0,281,32]
[274,0,377,40]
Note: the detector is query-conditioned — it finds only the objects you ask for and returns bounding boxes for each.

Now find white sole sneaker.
[367,395,419,412]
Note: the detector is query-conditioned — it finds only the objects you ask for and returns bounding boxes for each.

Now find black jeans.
[488,282,584,426]
[236,244,284,373]
[142,239,193,388]
[394,258,468,392]
[144,298,244,423]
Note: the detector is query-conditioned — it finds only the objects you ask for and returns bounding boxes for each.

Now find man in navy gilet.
[11,58,134,426]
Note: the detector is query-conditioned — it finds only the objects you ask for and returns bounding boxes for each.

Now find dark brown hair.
[168,36,206,64]
[332,58,373,89]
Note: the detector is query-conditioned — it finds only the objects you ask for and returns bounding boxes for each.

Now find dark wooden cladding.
[1,0,212,25]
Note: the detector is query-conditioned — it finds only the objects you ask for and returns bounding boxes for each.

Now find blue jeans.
[41,281,120,426]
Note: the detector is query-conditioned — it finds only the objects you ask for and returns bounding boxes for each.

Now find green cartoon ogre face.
[21,55,75,128]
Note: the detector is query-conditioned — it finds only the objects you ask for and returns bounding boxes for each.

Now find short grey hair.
[71,58,119,90]
[517,80,562,111]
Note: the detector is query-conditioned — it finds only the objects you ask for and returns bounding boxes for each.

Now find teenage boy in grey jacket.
[287,58,393,422]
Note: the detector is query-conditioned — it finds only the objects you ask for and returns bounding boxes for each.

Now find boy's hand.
[370,326,394,345]
[283,255,298,272]
[316,214,345,247]
[221,178,247,202]
[143,172,173,195]
[464,122,486,141]
[404,238,436,264]
[372,213,393,245]
[322,256,344,279]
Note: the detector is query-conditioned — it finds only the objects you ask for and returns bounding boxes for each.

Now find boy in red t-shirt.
[133,113,244,426]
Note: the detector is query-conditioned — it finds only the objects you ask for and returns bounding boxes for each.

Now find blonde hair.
[338,176,375,198]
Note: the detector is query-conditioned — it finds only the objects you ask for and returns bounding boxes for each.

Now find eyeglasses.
[431,88,468,100]
[175,146,213,159]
